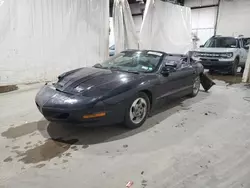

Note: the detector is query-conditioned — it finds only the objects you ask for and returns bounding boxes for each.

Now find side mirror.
[161,66,176,77]
[161,67,170,77]
[244,45,249,50]
[93,63,102,68]
[200,45,204,48]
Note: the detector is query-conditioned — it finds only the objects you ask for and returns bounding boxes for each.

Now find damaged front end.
[190,55,215,92]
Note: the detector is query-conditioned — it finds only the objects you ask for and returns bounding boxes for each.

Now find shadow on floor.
[205,70,243,86]
[36,91,209,146]
[0,85,18,93]
[2,91,210,165]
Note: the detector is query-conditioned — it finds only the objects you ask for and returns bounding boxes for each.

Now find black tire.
[208,69,214,75]
[230,58,239,76]
[241,66,245,73]
[188,76,200,97]
[123,92,150,129]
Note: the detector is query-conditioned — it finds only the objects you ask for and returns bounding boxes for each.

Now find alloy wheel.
[193,77,200,95]
[129,98,147,124]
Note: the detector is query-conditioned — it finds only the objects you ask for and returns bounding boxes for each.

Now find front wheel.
[124,92,150,129]
[188,76,200,97]
[208,69,214,75]
[241,66,245,73]
[230,58,239,75]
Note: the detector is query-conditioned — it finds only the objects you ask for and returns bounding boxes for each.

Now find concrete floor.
[1,75,250,188]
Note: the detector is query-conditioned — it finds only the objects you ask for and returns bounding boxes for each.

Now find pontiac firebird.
[35,50,205,129]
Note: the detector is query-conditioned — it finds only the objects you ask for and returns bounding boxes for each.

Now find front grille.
[200,58,219,62]
[198,53,223,58]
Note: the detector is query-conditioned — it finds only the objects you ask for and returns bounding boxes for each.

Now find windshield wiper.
[110,66,121,70]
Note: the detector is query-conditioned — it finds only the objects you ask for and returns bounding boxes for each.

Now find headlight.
[193,52,201,57]
[220,52,233,58]
[51,94,78,104]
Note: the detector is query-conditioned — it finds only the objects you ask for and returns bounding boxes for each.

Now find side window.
[238,39,243,48]
[162,57,183,70]
[243,38,250,46]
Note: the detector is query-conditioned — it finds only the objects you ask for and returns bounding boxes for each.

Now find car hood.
[55,67,141,97]
[195,48,236,53]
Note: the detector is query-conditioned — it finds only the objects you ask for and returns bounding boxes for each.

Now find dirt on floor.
[0,85,18,93]
[0,74,250,188]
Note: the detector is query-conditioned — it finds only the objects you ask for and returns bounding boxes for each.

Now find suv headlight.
[193,52,201,57]
[221,52,233,58]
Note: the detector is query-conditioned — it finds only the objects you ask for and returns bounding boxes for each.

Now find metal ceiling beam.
[191,4,219,10]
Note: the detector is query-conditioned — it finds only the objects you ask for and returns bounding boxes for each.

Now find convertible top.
[120,49,188,58]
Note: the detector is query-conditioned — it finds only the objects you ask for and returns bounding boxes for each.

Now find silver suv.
[192,36,249,75]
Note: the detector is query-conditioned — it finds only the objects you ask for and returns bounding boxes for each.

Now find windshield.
[204,37,238,48]
[97,51,163,73]
[109,45,115,50]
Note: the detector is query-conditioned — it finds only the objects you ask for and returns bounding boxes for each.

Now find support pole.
[242,50,250,83]
[214,0,221,35]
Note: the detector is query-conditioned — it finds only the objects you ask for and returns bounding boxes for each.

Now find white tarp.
[109,17,115,47]
[217,0,250,37]
[0,0,109,85]
[140,0,192,54]
[113,0,139,54]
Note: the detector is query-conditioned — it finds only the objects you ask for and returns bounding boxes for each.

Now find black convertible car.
[35,50,211,129]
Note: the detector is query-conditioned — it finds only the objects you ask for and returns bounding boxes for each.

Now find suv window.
[239,39,244,48]
[204,37,239,48]
[109,45,115,50]
[243,38,250,46]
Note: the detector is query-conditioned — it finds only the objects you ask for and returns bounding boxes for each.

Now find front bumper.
[199,59,234,70]
[35,85,126,126]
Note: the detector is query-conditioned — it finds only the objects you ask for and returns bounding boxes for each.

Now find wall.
[109,17,115,47]
[130,3,143,34]
[217,0,250,37]
[185,0,218,7]
[191,7,217,47]
[140,0,192,54]
[0,0,109,85]
[185,0,218,48]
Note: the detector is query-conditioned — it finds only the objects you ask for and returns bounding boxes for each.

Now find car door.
[238,39,248,65]
[175,59,196,91]
[156,56,193,100]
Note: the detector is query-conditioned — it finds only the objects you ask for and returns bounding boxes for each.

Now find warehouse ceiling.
[109,0,184,16]
[109,0,184,5]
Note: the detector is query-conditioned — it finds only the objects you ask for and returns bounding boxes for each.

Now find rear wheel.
[124,92,150,129]
[189,76,200,97]
[208,69,214,74]
[241,66,245,73]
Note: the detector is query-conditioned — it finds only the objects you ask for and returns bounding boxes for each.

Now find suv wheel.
[231,58,239,76]
[241,66,245,73]
[209,69,214,75]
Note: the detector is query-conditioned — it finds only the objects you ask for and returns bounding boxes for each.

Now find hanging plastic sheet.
[113,0,139,54]
[0,0,109,85]
[140,0,192,54]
